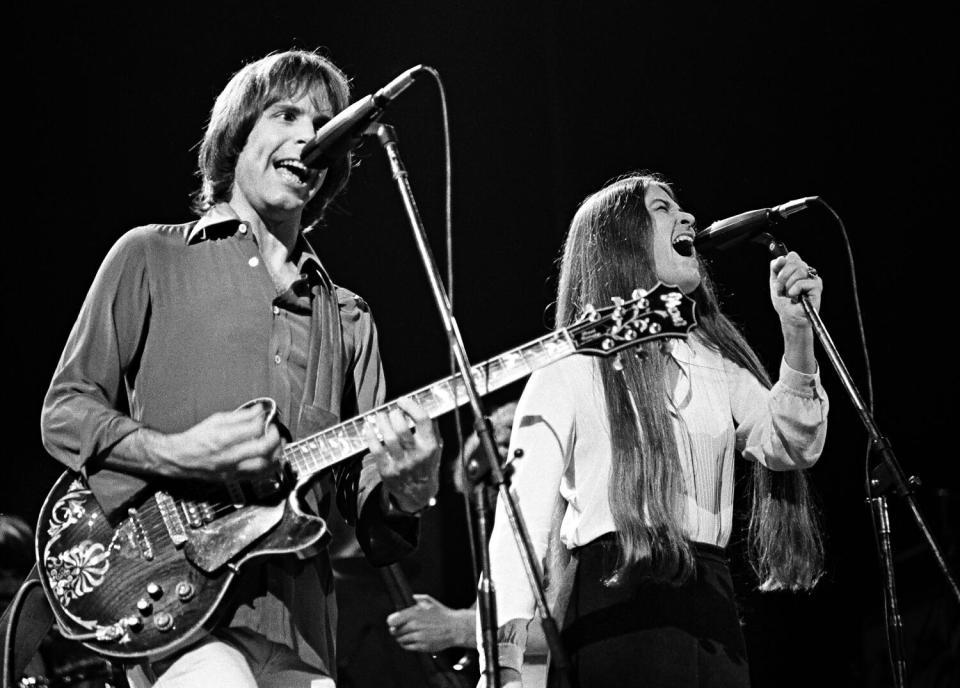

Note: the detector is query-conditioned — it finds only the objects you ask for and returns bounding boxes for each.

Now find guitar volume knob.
[136,598,153,615]
[154,612,174,631]
[176,581,195,602]
[146,582,163,599]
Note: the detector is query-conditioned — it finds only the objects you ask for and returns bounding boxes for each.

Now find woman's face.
[645,184,701,294]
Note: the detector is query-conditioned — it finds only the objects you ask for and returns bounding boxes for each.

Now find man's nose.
[678,210,696,228]
[295,118,317,144]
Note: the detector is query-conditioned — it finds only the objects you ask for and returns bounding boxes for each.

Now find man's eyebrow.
[266,102,333,123]
[268,101,303,112]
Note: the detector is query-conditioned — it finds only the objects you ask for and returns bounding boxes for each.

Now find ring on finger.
[366,417,386,444]
[807,266,818,278]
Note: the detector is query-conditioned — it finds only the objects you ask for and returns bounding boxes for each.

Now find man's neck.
[227,199,305,291]
[228,199,300,263]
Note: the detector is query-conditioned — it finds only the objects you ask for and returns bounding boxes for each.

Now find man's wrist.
[455,608,477,647]
[107,427,176,478]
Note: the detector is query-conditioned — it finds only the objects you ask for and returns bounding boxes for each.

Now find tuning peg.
[583,304,599,321]
[611,296,625,306]
[631,288,647,299]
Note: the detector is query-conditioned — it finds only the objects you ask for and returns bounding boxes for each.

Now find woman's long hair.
[555,173,823,589]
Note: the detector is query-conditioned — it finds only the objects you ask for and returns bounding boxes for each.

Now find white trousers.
[126,628,335,688]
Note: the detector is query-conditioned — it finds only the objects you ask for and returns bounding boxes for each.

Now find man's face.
[646,184,701,294]
[230,90,332,223]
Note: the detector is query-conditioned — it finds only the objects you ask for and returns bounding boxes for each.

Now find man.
[40,49,442,688]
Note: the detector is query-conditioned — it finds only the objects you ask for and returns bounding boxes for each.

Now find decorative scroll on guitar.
[34,282,697,660]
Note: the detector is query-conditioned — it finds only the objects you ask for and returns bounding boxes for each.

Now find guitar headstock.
[566,282,698,357]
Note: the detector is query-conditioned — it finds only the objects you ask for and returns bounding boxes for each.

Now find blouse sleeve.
[726,356,829,470]
[480,361,576,669]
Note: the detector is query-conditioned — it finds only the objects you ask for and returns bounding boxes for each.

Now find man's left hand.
[363,397,442,514]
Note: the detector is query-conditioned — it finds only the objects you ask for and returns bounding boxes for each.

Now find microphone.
[692,196,819,252]
[301,65,425,169]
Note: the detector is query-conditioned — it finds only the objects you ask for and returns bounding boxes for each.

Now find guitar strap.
[0,564,54,686]
[298,253,344,437]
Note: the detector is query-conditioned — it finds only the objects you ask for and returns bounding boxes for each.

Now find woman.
[485,173,828,687]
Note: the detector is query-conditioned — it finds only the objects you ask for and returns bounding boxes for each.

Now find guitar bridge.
[155,491,188,546]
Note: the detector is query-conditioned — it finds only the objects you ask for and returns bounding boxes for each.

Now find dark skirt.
[555,535,750,688]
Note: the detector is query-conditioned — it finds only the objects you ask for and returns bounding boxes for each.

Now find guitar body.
[35,471,329,661]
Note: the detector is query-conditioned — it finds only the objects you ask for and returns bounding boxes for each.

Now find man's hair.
[193,49,352,228]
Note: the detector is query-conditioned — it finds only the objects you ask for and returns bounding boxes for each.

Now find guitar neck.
[283,329,577,479]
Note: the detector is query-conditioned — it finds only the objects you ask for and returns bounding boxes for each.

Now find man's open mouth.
[274,158,313,185]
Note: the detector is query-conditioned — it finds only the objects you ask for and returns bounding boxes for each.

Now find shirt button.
[272,306,280,315]
[238,223,248,235]
[274,355,282,364]
[248,257,259,267]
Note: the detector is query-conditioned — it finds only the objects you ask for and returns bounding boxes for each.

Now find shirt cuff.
[355,483,420,566]
[380,485,431,517]
[778,357,824,398]
[497,641,525,673]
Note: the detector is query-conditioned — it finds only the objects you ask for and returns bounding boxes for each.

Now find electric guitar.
[34,283,696,661]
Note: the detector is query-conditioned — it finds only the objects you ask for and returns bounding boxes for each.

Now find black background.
[8,1,958,685]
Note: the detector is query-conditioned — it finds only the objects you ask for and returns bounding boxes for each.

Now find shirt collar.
[188,203,332,292]
[187,203,247,244]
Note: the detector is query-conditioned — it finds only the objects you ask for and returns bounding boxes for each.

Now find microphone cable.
[416,67,481,585]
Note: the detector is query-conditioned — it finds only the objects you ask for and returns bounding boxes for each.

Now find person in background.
[387,402,550,687]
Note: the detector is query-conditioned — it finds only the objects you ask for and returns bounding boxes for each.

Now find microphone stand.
[371,123,575,688]
[754,232,960,688]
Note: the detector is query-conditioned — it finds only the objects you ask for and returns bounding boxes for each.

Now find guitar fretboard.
[282,330,576,479]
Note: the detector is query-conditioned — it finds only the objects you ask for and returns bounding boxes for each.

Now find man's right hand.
[109,402,283,482]
[159,403,283,480]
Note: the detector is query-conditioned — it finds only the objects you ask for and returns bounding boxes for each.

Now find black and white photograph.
[4,2,957,687]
